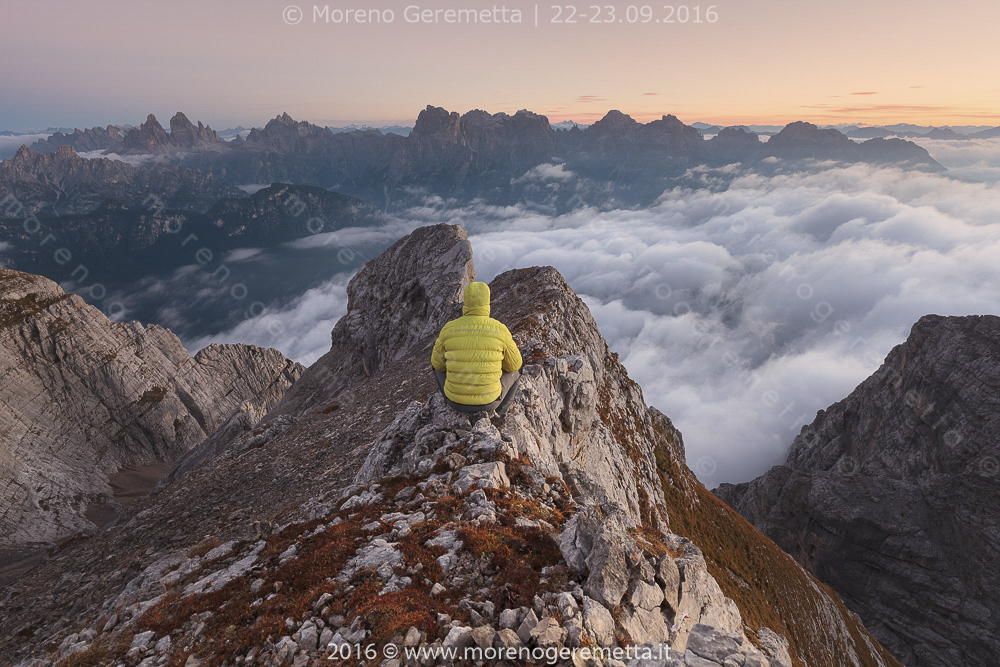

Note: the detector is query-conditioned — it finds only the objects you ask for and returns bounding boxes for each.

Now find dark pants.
[434,369,522,414]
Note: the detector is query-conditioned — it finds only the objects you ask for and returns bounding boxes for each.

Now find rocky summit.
[0,224,899,667]
[0,269,304,560]
[716,314,1000,667]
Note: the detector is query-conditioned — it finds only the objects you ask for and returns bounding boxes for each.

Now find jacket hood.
[462,281,490,316]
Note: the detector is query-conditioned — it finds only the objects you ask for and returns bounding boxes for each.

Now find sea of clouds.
[184,139,1000,486]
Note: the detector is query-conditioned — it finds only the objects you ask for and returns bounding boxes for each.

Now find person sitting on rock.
[431,281,523,415]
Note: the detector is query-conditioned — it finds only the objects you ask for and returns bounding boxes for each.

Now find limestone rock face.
[0,269,304,549]
[716,314,1000,667]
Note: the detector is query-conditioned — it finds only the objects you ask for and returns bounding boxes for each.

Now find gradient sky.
[2,0,999,131]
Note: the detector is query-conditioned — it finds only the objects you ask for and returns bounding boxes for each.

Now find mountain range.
[2,105,942,215]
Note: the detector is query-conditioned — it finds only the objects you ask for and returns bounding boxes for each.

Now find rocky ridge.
[121,114,223,154]
[0,268,304,552]
[716,314,1000,667]
[30,126,125,154]
[0,225,899,667]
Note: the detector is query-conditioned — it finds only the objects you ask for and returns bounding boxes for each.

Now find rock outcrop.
[580,110,703,154]
[167,112,221,148]
[0,225,898,667]
[120,113,223,154]
[716,314,1000,667]
[764,121,940,167]
[120,114,172,153]
[0,268,304,551]
[244,112,336,154]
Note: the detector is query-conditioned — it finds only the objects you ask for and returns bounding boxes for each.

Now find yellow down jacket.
[431,281,522,405]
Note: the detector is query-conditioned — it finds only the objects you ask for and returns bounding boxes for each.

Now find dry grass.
[491,491,566,527]
[187,537,223,559]
[630,525,682,560]
[500,453,534,488]
[0,292,71,329]
[396,522,446,582]
[343,574,460,646]
[430,492,465,517]
[136,516,366,665]
[137,386,168,406]
[53,642,110,667]
[458,523,563,608]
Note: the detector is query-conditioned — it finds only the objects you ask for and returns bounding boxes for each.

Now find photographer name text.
[283,4,719,27]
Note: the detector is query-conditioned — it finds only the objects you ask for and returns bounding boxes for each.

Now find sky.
[2,0,999,130]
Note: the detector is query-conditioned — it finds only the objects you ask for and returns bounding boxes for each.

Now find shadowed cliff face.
[0,268,304,551]
[717,314,1000,667]
[0,225,899,667]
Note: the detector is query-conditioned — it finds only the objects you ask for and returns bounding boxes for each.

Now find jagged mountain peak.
[590,108,639,130]
[243,113,333,153]
[189,224,896,665]
[117,112,221,153]
[167,112,220,147]
[770,120,852,146]
[11,144,36,162]
[411,105,463,141]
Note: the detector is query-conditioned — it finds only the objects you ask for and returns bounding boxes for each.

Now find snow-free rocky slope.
[716,314,1000,667]
[1,225,899,667]
[0,268,304,554]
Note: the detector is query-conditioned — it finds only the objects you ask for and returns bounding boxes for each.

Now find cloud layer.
[190,141,1000,486]
[0,134,51,159]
